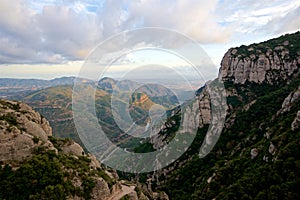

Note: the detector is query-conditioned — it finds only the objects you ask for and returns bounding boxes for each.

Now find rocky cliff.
[0,99,55,164]
[0,99,157,200]
[140,32,300,200]
[147,33,300,152]
[219,32,300,84]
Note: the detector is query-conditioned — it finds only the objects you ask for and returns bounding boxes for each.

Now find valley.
[0,31,299,200]
[0,77,182,150]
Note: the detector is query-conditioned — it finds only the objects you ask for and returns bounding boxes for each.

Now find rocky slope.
[0,99,161,200]
[0,99,55,163]
[141,31,299,152]
[135,31,300,199]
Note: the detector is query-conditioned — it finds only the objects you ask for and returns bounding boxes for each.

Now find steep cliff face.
[141,32,300,200]
[219,32,300,84]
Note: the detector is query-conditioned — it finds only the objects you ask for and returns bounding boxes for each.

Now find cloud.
[0,0,234,64]
[0,0,101,64]
[98,0,231,43]
[262,5,300,34]
[0,0,40,63]
[36,5,101,60]
[0,0,299,65]
[216,0,300,34]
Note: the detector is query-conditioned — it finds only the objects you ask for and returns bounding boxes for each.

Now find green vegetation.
[232,31,300,60]
[0,139,115,200]
[0,112,26,132]
[155,76,300,199]
[0,113,18,126]
[0,150,72,200]
[32,136,39,144]
[0,100,21,110]
[120,194,131,200]
[134,140,155,153]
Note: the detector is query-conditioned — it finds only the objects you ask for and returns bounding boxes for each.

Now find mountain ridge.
[131,31,300,200]
[0,99,168,200]
[0,31,299,200]
[219,31,300,84]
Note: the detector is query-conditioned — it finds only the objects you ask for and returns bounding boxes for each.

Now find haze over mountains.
[0,76,186,150]
[0,77,92,99]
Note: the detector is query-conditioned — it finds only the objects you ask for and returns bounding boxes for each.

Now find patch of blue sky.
[86,5,98,12]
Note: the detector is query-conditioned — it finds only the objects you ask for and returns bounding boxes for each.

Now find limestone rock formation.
[139,32,300,200]
[197,87,211,128]
[0,99,55,163]
[250,148,259,159]
[91,178,111,200]
[281,86,300,113]
[61,140,85,157]
[291,111,300,131]
[218,40,300,84]
[0,99,158,200]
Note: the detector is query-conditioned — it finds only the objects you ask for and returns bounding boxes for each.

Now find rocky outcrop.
[291,111,300,131]
[280,86,300,113]
[0,99,157,200]
[197,87,211,128]
[61,140,85,157]
[143,32,300,200]
[219,37,300,84]
[250,148,259,159]
[268,142,277,155]
[0,99,55,163]
[91,178,111,200]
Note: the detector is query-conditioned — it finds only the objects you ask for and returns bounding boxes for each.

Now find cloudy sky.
[0,0,300,80]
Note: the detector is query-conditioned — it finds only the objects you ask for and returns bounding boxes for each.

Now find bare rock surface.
[291,110,300,131]
[0,99,159,200]
[0,100,54,163]
[219,46,299,84]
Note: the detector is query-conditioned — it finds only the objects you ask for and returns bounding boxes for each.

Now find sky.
[0,0,300,81]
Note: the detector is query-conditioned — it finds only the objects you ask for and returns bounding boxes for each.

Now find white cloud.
[98,0,231,43]
[262,4,300,35]
[0,0,101,64]
[36,5,101,59]
[216,0,300,34]
[0,0,299,66]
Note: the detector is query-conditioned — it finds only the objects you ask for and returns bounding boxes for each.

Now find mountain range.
[0,31,299,200]
[0,77,180,150]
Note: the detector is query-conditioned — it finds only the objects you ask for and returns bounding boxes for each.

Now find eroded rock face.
[198,88,211,128]
[91,178,111,200]
[269,142,277,155]
[291,111,300,131]
[0,100,157,200]
[250,148,259,159]
[0,100,54,163]
[61,141,84,157]
[218,46,300,84]
[281,86,300,113]
[126,192,139,200]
